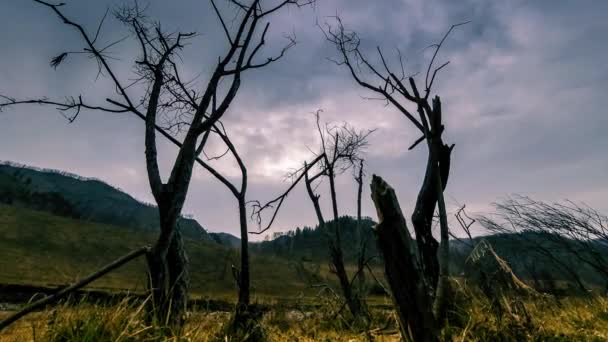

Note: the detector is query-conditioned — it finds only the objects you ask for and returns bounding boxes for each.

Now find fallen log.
[0,245,151,332]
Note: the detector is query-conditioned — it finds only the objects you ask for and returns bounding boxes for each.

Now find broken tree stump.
[370,175,437,342]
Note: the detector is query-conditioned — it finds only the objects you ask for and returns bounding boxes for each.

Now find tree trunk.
[355,161,366,294]
[146,246,169,324]
[429,97,452,320]
[304,164,366,322]
[167,228,189,325]
[371,175,437,342]
[431,166,450,321]
[329,231,364,320]
[410,141,451,292]
[237,196,250,307]
[147,210,189,326]
[327,168,368,323]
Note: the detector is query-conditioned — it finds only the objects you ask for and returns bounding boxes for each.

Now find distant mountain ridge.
[252,216,379,263]
[1,161,153,206]
[210,232,241,248]
[252,216,608,290]
[0,161,212,240]
[2,161,607,291]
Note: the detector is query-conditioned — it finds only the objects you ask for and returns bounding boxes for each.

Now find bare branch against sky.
[0,0,607,238]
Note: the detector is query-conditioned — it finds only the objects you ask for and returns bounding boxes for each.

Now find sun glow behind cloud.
[0,0,607,238]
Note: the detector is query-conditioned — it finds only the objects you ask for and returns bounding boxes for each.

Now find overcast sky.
[1,0,607,240]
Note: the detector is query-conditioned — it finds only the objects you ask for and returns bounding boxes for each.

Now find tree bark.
[428,96,452,320]
[167,228,189,325]
[431,166,450,321]
[147,209,189,326]
[329,229,364,320]
[237,196,250,307]
[304,164,366,322]
[144,133,199,326]
[371,175,437,342]
[355,160,366,295]
[411,97,452,297]
[327,166,368,323]
[410,145,451,290]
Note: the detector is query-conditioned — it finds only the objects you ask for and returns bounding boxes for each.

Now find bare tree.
[1,0,313,326]
[251,111,374,323]
[354,159,369,298]
[323,16,468,339]
[478,195,608,292]
[193,123,254,317]
[302,112,373,323]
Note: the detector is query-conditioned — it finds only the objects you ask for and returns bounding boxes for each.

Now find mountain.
[446,231,608,291]
[209,232,241,248]
[252,216,379,263]
[1,161,607,294]
[253,216,608,291]
[0,162,210,240]
[0,203,326,298]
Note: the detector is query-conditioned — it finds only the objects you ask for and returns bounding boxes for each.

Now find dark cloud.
[1,0,607,239]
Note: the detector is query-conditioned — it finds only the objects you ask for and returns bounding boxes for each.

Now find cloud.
[0,0,607,239]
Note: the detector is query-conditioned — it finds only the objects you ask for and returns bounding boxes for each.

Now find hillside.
[210,232,241,249]
[481,232,608,288]
[252,216,379,263]
[1,161,607,297]
[254,217,608,290]
[0,162,211,240]
[0,204,342,299]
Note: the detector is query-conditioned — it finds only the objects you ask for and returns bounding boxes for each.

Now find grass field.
[0,204,383,302]
[2,288,608,341]
[3,204,608,340]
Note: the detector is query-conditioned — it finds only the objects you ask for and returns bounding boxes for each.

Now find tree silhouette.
[1,0,313,327]
[324,16,468,340]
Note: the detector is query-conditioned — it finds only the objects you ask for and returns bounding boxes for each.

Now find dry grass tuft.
[1,289,608,341]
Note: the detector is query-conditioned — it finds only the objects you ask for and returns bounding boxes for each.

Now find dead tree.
[323,17,468,336]
[370,175,436,341]
[478,195,608,292]
[302,112,373,323]
[1,0,312,326]
[194,122,253,314]
[354,159,368,296]
[251,111,374,323]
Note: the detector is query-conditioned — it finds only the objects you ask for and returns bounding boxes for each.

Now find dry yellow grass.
[2,292,608,341]
[0,302,399,341]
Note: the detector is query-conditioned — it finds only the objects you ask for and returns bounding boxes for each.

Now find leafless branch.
[478,195,608,287]
[0,95,129,122]
[249,153,325,234]
[425,21,471,98]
